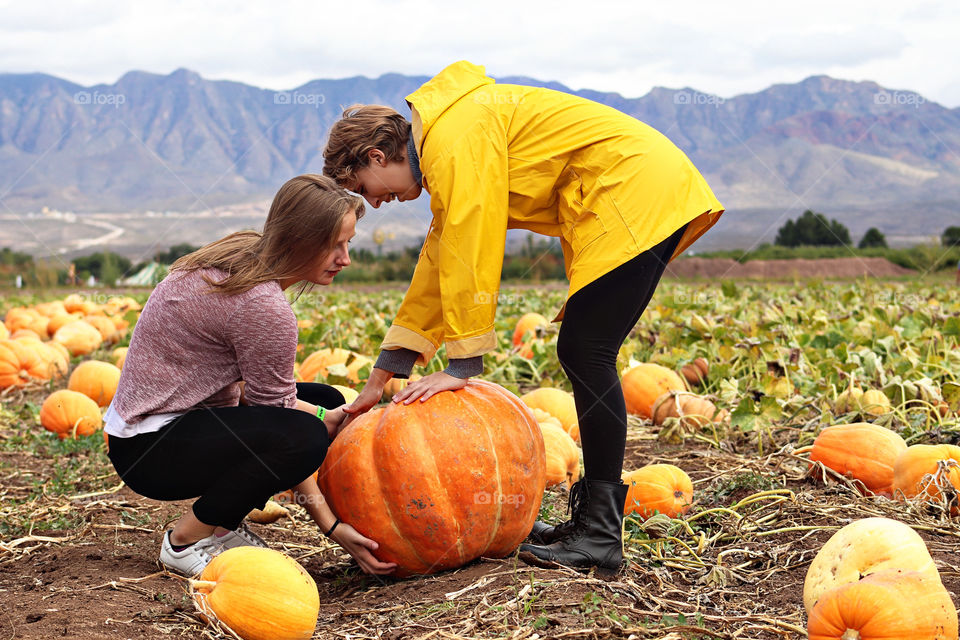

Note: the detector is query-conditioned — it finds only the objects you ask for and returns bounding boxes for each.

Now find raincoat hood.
[406,61,494,153]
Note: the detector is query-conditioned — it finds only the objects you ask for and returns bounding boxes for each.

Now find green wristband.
[316,405,326,421]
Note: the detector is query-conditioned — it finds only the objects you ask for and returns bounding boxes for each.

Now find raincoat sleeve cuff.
[374,348,419,379]
[443,357,483,379]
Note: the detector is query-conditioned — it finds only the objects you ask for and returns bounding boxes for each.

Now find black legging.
[107,383,345,530]
[558,225,687,482]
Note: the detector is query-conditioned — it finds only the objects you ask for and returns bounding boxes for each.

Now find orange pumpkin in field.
[622,363,687,419]
[40,389,103,439]
[4,308,49,337]
[622,464,693,519]
[0,339,51,388]
[317,380,546,576]
[47,312,84,337]
[112,347,128,369]
[808,423,907,497]
[298,348,370,385]
[83,315,120,343]
[512,312,549,347]
[893,444,960,504]
[807,569,957,640]
[53,320,103,356]
[68,360,122,407]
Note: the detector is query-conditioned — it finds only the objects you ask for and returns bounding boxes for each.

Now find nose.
[364,195,382,209]
[338,247,351,267]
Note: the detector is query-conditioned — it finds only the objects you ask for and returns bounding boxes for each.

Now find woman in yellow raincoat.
[323,61,723,573]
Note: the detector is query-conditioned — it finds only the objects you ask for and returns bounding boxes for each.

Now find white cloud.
[0,0,956,106]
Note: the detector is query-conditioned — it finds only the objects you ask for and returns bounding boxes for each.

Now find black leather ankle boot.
[519,478,628,574]
[526,480,585,544]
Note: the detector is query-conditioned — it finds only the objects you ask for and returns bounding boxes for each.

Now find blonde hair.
[172,174,364,295]
[322,104,411,187]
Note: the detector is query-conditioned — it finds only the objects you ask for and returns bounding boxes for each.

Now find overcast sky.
[1,0,958,107]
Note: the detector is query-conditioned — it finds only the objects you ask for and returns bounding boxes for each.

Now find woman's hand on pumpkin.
[331,523,397,575]
[392,371,467,404]
[342,367,392,426]
[323,406,348,439]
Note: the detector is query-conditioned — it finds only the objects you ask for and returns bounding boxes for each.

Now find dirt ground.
[663,257,915,280]
[3,414,959,640]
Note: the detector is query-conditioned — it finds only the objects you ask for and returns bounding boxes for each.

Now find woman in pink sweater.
[104,174,396,576]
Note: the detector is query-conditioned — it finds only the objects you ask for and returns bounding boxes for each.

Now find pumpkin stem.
[841,629,861,640]
[189,579,217,592]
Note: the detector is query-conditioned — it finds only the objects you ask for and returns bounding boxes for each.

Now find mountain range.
[1,67,958,255]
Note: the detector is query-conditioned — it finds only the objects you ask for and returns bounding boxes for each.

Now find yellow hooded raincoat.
[382,61,724,365]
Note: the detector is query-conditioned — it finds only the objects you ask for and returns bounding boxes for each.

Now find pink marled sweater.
[110,268,298,430]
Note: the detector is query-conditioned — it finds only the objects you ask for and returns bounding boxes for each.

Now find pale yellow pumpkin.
[53,320,103,356]
[538,418,581,488]
[191,547,320,640]
[521,387,579,442]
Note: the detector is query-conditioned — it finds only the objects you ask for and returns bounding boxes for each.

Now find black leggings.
[107,383,345,530]
[558,225,687,482]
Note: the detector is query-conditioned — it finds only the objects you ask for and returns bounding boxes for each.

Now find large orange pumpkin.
[83,315,121,344]
[803,517,940,613]
[191,547,319,640]
[807,569,957,640]
[521,387,579,441]
[0,339,51,388]
[622,464,694,519]
[622,363,687,419]
[40,390,103,439]
[317,380,546,576]
[4,308,49,336]
[809,423,907,497]
[68,360,122,407]
[893,444,960,504]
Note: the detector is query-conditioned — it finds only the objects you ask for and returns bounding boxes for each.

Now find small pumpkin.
[536,414,581,488]
[299,348,370,385]
[834,382,864,414]
[512,312,549,347]
[651,391,728,429]
[521,387,579,442]
[112,346,128,369]
[47,312,84,337]
[246,500,289,524]
[190,547,319,640]
[622,464,693,520]
[808,423,907,496]
[62,294,87,313]
[331,384,359,404]
[83,315,120,343]
[860,389,892,418]
[40,389,103,439]
[0,339,51,388]
[33,300,68,318]
[802,517,939,613]
[622,363,687,419]
[807,569,957,640]
[53,320,103,356]
[381,374,421,401]
[893,444,960,504]
[679,357,709,386]
[68,360,122,407]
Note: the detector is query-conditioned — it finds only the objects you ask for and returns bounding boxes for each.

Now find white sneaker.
[158,530,218,575]
[213,522,268,550]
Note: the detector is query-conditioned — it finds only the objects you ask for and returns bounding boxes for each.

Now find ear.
[366,149,385,166]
